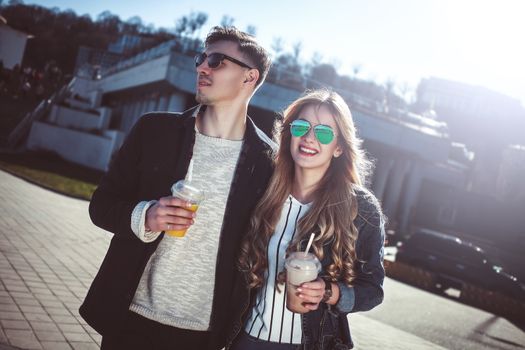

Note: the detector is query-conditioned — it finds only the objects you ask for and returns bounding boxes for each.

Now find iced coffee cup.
[165,179,204,237]
[285,251,321,313]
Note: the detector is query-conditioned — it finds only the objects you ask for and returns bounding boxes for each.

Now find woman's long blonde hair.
[238,89,372,288]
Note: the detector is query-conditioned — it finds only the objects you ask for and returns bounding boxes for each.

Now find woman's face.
[290,104,342,177]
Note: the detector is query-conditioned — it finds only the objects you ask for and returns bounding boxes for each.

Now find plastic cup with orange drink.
[165,161,205,237]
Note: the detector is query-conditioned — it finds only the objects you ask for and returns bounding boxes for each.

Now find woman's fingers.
[297,277,325,306]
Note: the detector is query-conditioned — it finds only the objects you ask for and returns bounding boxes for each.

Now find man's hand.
[145,196,196,232]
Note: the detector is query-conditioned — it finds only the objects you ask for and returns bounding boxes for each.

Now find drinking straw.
[304,233,315,257]
[186,159,194,182]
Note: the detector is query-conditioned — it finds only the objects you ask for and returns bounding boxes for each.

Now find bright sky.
[25,0,525,104]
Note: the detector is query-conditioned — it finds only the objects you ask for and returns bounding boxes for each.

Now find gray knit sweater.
[129,130,243,331]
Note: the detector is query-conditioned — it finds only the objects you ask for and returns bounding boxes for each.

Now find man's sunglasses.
[290,119,336,145]
[194,52,254,70]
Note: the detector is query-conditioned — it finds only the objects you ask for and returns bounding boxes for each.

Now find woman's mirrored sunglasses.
[194,52,253,70]
[290,119,336,145]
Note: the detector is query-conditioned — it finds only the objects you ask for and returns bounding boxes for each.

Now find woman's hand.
[297,277,340,310]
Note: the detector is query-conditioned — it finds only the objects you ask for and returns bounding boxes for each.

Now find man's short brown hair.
[205,26,271,88]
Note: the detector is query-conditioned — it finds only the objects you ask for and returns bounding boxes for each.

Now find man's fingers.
[164,222,191,231]
[158,196,192,208]
[163,215,194,226]
[162,207,196,218]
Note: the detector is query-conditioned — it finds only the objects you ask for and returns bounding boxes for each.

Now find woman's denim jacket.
[227,187,386,350]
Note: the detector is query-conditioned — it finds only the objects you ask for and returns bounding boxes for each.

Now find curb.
[385,260,525,321]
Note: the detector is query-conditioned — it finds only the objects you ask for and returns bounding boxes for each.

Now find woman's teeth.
[300,146,317,155]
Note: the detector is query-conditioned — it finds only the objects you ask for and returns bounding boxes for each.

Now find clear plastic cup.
[285,252,321,313]
[165,179,205,237]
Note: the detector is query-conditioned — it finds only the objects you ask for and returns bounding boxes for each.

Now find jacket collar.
[179,104,276,154]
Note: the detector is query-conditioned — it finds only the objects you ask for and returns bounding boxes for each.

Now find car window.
[460,246,486,266]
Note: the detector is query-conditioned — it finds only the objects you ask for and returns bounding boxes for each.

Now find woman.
[228,89,385,350]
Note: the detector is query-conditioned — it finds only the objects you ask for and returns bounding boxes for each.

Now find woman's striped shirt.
[244,195,312,344]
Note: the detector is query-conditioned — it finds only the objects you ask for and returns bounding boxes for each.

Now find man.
[80,26,273,349]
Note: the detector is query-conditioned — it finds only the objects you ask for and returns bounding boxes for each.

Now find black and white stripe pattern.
[245,195,312,344]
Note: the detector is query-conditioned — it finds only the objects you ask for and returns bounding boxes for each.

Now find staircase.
[14,77,124,171]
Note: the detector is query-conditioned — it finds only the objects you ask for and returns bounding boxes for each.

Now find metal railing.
[96,37,448,136]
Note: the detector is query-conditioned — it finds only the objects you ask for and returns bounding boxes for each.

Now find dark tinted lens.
[194,53,206,67]
[207,53,223,68]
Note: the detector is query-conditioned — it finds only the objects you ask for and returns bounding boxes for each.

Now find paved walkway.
[0,170,448,349]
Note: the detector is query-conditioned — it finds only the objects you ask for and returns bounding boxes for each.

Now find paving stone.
[34,329,66,342]
[29,321,60,332]
[0,311,25,321]
[9,291,34,299]
[30,287,53,296]
[44,307,72,316]
[5,329,42,349]
[34,294,60,302]
[23,313,53,323]
[12,296,41,306]
[0,327,8,345]
[50,315,79,324]
[40,341,72,350]
[0,303,20,313]
[63,331,92,342]
[70,342,99,350]
[0,319,31,330]
[57,323,86,334]
[39,299,64,309]
[18,304,47,314]
[0,296,14,304]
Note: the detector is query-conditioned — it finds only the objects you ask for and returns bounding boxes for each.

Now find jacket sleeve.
[336,197,386,314]
[88,115,146,239]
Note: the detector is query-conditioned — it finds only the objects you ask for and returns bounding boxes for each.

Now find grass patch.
[0,151,103,200]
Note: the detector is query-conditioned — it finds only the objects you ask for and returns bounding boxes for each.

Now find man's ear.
[244,69,259,86]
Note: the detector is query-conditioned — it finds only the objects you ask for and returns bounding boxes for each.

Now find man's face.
[195,41,253,105]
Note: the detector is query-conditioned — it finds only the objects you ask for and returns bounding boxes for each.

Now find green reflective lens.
[314,125,335,144]
[290,120,310,137]
[290,119,335,144]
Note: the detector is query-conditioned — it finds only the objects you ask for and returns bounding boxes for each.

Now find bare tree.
[352,64,362,77]
[123,16,144,34]
[220,15,235,27]
[292,41,302,63]
[246,24,257,36]
[310,51,323,66]
[174,11,208,37]
[271,37,284,57]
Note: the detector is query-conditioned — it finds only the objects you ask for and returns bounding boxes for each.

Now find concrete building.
[0,17,32,69]
[23,38,471,238]
[496,145,525,203]
[416,77,525,198]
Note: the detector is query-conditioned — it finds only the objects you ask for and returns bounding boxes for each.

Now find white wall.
[0,25,28,69]
[97,55,170,94]
[27,122,121,171]
[48,105,110,131]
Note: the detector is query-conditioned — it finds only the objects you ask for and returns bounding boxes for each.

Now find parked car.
[396,229,525,301]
